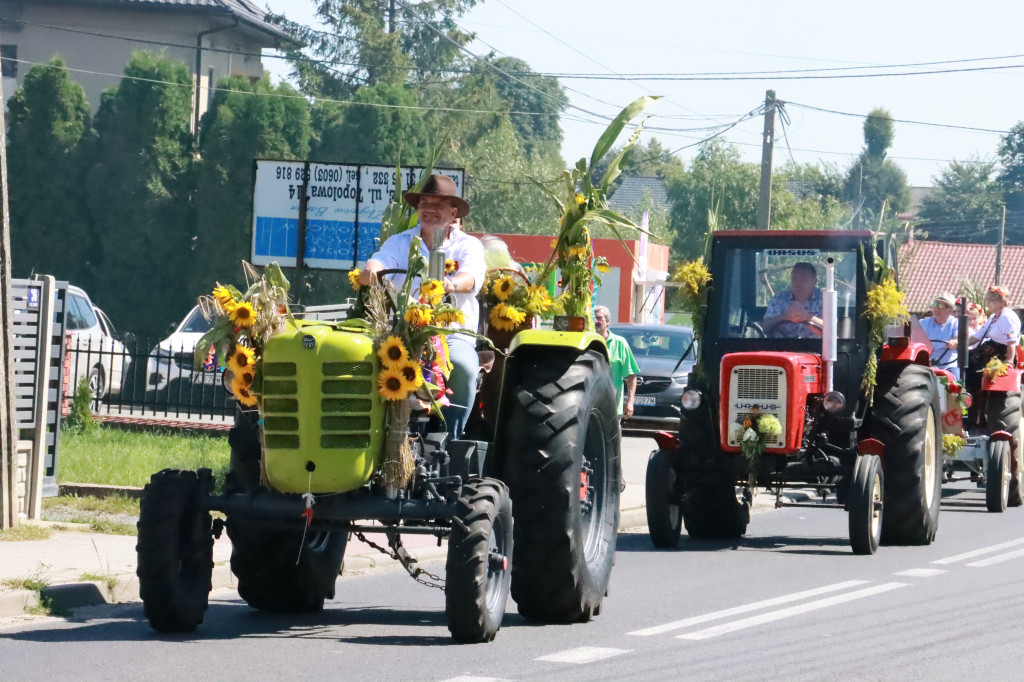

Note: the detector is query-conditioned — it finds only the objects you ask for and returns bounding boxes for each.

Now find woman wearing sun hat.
[969,285,1020,363]
[921,292,960,379]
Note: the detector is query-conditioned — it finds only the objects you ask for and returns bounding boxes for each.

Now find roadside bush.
[64,376,94,433]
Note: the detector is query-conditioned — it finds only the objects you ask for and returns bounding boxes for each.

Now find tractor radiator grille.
[260,360,377,451]
[734,367,783,400]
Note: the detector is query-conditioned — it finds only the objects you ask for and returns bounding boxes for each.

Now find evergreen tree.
[193,76,311,293]
[844,108,910,221]
[7,57,93,283]
[85,51,194,335]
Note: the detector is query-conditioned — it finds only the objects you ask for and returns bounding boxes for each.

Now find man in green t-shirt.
[594,306,640,417]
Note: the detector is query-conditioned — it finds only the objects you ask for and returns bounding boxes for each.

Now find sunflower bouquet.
[671,258,712,337]
[194,261,291,409]
[532,96,659,331]
[479,269,558,336]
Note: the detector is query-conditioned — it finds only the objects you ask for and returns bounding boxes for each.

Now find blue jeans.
[441,336,479,440]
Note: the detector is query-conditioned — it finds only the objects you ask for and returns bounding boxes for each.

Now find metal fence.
[63,302,353,425]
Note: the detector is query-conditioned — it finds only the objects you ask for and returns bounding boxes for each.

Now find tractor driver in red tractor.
[762,262,825,338]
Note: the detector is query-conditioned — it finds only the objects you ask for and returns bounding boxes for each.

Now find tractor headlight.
[823,391,846,414]
[681,390,702,410]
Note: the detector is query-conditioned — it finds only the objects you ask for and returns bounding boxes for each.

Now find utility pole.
[995,204,1007,286]
[0,48,15,529]
[757,89,776,230]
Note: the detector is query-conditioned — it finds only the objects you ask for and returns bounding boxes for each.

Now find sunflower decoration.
[434,305,467,327]
[377,367,411,402]
[396,359,425,390]
[489,302,527,332]
[378,335,409,368]
[492,275,516,302]
[445,259,459,275]
[230,301,257,329]
[231,374,258,407]
[524,285,554,317]
[420,279,445,306]
[348,268,362,291]
[212,285,236,311]
[228,344,256,375]
[404,303,433,328]
[567,245,588,261]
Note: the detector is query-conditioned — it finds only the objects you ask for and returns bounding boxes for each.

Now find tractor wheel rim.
[667,467,680,527]
[924,408,937,508]
[484,514,507,611]
[581,412,606,563]
[870,470,883,538]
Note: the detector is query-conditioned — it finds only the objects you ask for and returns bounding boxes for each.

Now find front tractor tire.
[680,473,750,540]
[848,455,884,555]
[502,349,620,623]
[870,363,943,546]
[136,468,215,633]
[646,449,682,548]
[225,408,347,613]
[986,439,1011,513]
[985,392,1023,507]
[445,478,513,643]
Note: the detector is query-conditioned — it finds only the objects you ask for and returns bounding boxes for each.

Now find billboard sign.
[251,161,464,270]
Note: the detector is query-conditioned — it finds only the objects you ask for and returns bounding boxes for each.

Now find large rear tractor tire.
[985,392,1023,507]
[445,478,513,643]
[224,407,347,612]
[502,349,620,623]
[848,455,884,555]
[986,439,1011,513]
[680,473,750,540]
[870,364,943,545]
[646,449,682,548]
[136,468,215,632]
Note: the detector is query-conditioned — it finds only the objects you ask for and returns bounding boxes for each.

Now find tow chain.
[353,530,446,592]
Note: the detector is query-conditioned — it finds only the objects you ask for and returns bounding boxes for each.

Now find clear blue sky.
[263,0,1024,187]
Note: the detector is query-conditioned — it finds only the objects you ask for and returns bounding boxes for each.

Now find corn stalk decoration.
[534,96,660,330]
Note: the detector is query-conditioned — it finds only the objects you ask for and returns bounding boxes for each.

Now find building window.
[1,45,16,79]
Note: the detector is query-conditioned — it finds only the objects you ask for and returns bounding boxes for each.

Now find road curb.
[0,493,821,619]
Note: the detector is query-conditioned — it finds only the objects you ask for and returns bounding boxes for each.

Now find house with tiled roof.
[608,176,670,217]
[898,236,1024,313]
[0,0,292,128]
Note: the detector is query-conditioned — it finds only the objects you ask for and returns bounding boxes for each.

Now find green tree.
[918,158,1004,242]
[311,82,431,164]
[667,140,759,260]
[193,76,311,293]
[85,51,194,335]
[7,57,93,282]
[592,138,685,193]
[845,108,910,220]
[484,56,567,158]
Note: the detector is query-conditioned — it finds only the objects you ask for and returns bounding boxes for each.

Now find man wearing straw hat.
[920,292,960,379]
[359,174,486,439]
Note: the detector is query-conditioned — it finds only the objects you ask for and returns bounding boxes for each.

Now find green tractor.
[135,288,620,643]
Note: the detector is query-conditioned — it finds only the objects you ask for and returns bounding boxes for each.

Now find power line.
[786,101,1011,135]
[541,62,1024,81]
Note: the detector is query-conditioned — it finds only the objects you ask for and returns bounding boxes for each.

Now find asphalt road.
[2,481,1023,680]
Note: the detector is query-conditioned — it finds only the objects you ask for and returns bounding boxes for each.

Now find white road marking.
[965,548,1024,568]
[894,568,947,578]
[931,537,1024,565]
[439,678,513,682]
[535,647,630,664]
[676,582,908,641]
[627,580,868,637]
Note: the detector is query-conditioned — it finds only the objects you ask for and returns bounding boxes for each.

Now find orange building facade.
[470,233,671,324]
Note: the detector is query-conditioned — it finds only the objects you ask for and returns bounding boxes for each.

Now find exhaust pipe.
[823,257,837,393]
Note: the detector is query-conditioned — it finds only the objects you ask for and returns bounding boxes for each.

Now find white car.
[146,305,219,395]
[65,285,125,400]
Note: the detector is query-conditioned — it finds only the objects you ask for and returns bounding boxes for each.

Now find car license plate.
[634,396,656,406]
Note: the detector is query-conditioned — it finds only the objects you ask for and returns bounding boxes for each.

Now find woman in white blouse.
[968,285,1020,363]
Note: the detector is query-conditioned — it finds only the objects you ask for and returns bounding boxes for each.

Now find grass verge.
[0,525,53,542]
[58,425,229,488]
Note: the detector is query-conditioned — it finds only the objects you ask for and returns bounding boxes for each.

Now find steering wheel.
[745,321,766,338]
[370,268,408,310]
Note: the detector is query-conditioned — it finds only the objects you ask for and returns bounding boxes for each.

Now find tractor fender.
[880,340,931,365]
[981,367,1023,393]
[508,329,609,360]
[990,430,1014,442]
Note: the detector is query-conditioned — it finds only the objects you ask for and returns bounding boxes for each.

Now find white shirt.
[972,308,1021,347]
[368,225,486,334]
